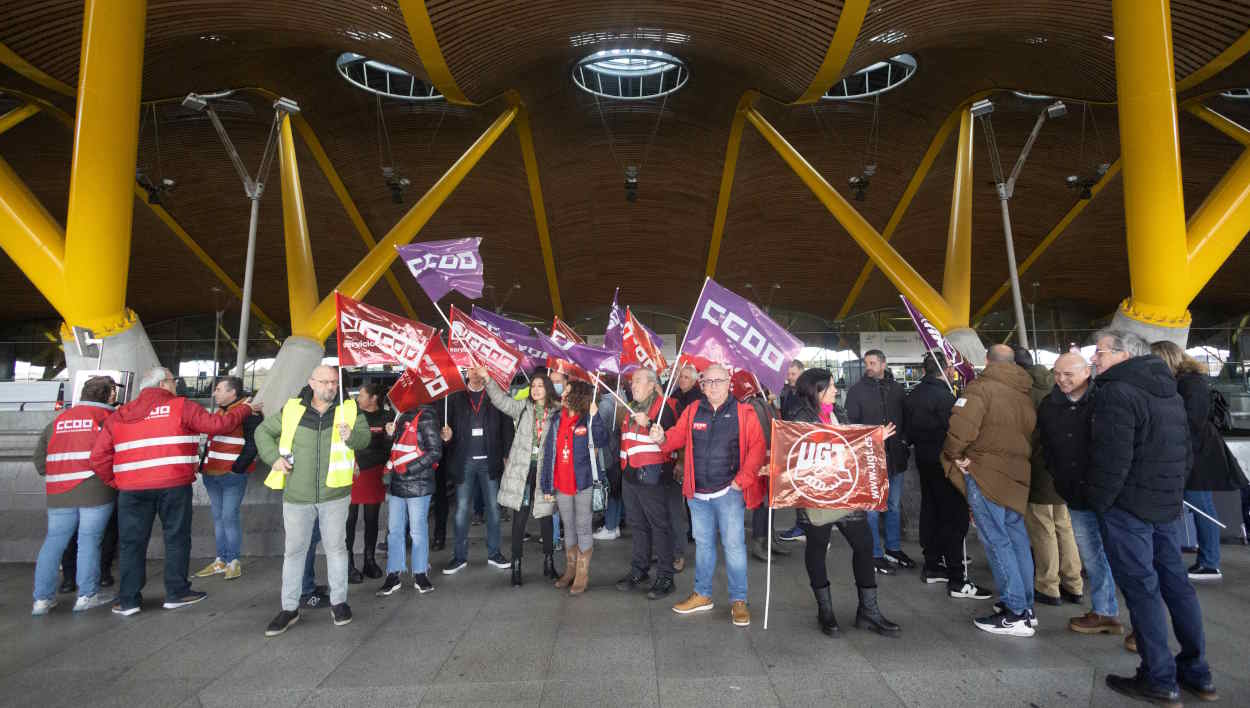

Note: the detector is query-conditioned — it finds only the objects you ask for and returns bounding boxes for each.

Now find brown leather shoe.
[1124,630,1137,653]
[672,592,714,615]
[1068,612,1124,635]
[569,547,592,595]
[673,557,686,573]
[555,547,578,589]
[731,601,751,627]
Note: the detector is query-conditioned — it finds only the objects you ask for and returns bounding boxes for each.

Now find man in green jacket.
[254,365,370,637]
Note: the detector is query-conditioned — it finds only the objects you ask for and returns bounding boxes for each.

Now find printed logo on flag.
[407,250,479,276]
[697,298,787,375]
[769,420,889,511]
[339,310,429,367]
[451,320,521,373]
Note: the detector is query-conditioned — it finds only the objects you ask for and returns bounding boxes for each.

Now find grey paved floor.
[1,523,1248,708]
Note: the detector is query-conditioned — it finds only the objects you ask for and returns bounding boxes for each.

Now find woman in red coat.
[348,383,391,583]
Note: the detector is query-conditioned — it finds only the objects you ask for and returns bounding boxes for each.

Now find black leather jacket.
[387,405,443,498]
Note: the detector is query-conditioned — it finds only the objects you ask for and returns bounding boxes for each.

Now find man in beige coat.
[943,344,1038,637]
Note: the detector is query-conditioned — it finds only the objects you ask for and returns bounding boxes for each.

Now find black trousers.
[511,463,553,559]
[432,463,450,542]
[799,516,876,590]
[117,484,193,608]
[346,503,380,560]
[61,503,119,581]
[751,476,772,539]
[625,479,674,579]
[917,461,970,583]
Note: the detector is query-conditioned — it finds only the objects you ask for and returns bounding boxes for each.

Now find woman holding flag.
[787,368,900,638]
[478,366,561,587]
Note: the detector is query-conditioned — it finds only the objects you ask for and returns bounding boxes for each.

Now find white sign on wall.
[858,331,927,363]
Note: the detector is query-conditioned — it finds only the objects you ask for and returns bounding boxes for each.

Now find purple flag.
[533,329,620,375]
[471,306,546,373]
[899,295,976,385]
[396,237,484,302]
[681,278,803,393]
[605,288,665,353]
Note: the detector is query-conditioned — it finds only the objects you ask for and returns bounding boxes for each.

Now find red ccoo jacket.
[658,398,767,508]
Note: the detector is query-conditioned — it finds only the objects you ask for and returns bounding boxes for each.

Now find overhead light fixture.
[181,93,208,112]
[624,165,639,202]
[970,99,994,118]
[272,97,300,115]
[1046,100,1067,119]
[382,166,410,204]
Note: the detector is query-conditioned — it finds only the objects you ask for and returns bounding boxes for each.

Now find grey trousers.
[556,488,594,552]
[282,496,350,611]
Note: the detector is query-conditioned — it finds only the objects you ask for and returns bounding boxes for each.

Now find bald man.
[1037,352,1123,636]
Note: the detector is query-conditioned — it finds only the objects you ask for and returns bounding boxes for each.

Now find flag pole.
[430,300,483,369]
[764,504,773,630]
[661,277,711,405]
[590,372,630,409]
[900,296,956,396]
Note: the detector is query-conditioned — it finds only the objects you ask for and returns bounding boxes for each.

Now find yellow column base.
[58,307,141,340]
[1111,298,1191,347]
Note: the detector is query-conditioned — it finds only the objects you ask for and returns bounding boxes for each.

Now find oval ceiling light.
[823,53,916,100]
[572,48,688,100]
[336,52,443,101]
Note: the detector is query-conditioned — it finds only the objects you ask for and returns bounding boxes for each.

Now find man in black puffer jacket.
[1087,330,1214,705]
[376,403,443,596]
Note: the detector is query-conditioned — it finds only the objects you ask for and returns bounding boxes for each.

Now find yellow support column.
[1110,0,1192,334]
[513,98,565,319]
[278,116,321,338]
[941,110,974,327]
[0,103,40,135]
[0,155,67,314]
[61,0,147,335]
[705,92,757,278]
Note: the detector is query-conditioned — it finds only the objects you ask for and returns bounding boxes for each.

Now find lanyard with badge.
[468,391,486,458]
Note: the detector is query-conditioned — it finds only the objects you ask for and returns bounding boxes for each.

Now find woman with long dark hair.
[482,368,561,586]
[787,368,900,637]
[540,380,607,594]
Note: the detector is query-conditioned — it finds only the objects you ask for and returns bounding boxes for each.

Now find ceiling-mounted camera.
[624,165,639,203]
[382,166,410,204]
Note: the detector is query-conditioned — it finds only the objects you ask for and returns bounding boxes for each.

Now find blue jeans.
[603,495,623,531]
[688,487,748,602]
[1068,508,1118,617]
[552,508,562,545]
[302,519,321,596]
[201,473,247,563]
[1100,506,1210,691]
[866,472,903,557]
[386,494,431,575]
[1183,490,1221,570]
[33,503,114,601]
[965,475,1034,614]
[454,462,500,561]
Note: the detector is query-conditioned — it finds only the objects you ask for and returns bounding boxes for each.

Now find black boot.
[813,584,839,636]
[511,559,523,587]
[362,548,384,579]
[542,553,556,579]
[348,558,363,585]
[854,586,900,637]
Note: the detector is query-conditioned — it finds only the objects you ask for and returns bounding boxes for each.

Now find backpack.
[1209,388,1234,434]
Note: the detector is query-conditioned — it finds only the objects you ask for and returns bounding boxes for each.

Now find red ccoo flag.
[335,292,435,369]
[621,307,668,375]
[388,333,466,412]
[447,305,523,389]
[547,316,592,383]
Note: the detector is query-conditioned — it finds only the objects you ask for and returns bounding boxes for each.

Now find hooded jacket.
[942,361,1036,514]
[902,374,956,469]
[386,405,442,498]
[253,387,371,504]
[845,370,909,475]
[1087,355,1191,522]
[1036,383,1096,510]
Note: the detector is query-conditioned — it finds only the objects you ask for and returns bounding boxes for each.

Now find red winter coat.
[658,399,767,508]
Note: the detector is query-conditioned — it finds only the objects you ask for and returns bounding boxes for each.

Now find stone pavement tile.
[548,632,655,679]
[982,668,1096,706]
[96,677,214,708]
[881,670,1025,707]
[651,614,767,680]
[418,680,544,707]
[190,687,312,708]
[300,686,428,707]
[0,667,116,708]
[429,620,557,685]
[842,607,980,673]
[748,609,877,675]
[657,676,779,708]
[540,677,659,708]
[319,630,459,688]
[766,670,905,708]
[118,617,270,681]
[197,635,364,694]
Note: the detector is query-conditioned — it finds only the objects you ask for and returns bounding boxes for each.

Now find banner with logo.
[470,306,545,372]
[396,237,484,302]
[535,329,620,376]
[387,334,466,412]
[335,292,435,369]
[547,316,591,382]
[447,305,522,388]
[605,288,665,354]
[621,307,668,374]
[900,295,976,385]
[681,278,803,394]
[768,420,889,511]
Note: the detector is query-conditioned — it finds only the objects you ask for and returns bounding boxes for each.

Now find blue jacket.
[540,407,608,494]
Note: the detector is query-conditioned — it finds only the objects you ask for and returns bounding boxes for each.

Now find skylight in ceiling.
[336,52,443,101]
[573,48,688,100]
[822,54,916,100]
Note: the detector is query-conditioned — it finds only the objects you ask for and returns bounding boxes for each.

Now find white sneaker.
[73,593,114,612]
[31,598,57,616]
[949,582,992,600]
[593,527,621,541]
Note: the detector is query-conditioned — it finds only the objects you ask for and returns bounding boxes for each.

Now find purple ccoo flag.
[899,295,976,385]
[533,329,620,375]
[471,306,546,373]
[396,237,484,302]
[681,277,803,393]
[605,287,664,353]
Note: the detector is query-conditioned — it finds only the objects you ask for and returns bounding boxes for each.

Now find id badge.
[472,427,484,437]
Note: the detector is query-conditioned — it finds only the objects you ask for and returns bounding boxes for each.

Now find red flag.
[388,334,466,412]
[547,316,592,383]
[768,420,889,511]
[621,307,668,374]
[448,305,522,389]
[335,292,435,368]
[674,353,761,400]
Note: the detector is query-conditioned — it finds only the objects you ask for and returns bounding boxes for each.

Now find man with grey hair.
[1087,330,1214,704]
[91,367,258,616]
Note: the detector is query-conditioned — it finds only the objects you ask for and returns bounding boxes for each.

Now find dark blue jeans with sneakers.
[1099,506,1210,692]
[965,475,1034,615]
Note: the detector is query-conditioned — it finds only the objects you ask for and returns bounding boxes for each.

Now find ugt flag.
[387,334,466,412]
[447,305,522,389]
[535,329,620,376]
[335,292,435,369]
[396,237,484,302]
[769,420,889,511]
[899,295,976,384]
[681,278,803,394]
[621,307,668,374]
[471,306,546,373]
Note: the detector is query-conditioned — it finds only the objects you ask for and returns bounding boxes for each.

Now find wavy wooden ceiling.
[2,0,1250,336]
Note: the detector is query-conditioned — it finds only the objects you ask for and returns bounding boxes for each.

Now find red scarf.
[553,408,578,495]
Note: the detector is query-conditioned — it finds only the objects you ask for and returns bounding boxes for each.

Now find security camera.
[1046,101,1067,119]
[624,165,639,203]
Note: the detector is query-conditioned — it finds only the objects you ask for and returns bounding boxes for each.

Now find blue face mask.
[552,382,565,395]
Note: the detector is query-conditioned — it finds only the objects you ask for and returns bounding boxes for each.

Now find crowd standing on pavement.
[28,328,1248,705]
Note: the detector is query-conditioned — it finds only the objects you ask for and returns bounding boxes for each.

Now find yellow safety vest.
[264,398,358,490]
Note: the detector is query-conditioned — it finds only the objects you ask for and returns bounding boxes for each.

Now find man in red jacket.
[90,367,259,616]
[650,364,766,627]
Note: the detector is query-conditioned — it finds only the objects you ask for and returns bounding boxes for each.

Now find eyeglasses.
[1092,349,1121,356]
[700,378,729,386]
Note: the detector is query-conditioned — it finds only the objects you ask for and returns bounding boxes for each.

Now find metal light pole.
[181,91,300,376]
[972,98,1067,351]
